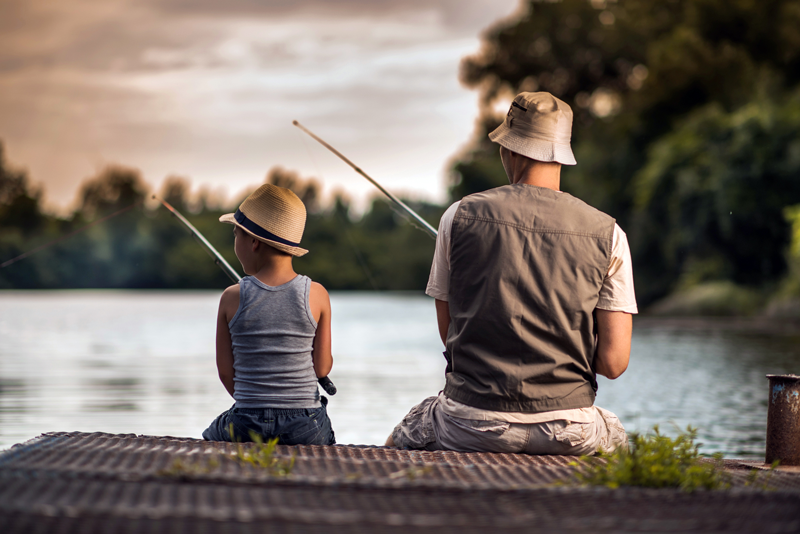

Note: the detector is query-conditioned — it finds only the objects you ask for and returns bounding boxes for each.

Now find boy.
[202,183,335,445]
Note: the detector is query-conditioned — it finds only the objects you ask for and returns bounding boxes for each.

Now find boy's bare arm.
[216,284,239,397]
[309,281,333,378]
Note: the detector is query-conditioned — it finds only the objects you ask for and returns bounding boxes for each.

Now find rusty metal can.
[766,374,800,466]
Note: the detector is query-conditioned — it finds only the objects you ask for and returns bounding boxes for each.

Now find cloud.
[0,0,519,211]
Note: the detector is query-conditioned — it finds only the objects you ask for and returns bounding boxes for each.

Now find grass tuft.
[232,432,295,476]
[570,425,730,492]
[159,424,295,478]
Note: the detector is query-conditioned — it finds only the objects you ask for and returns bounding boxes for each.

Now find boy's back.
[231,275,320,409]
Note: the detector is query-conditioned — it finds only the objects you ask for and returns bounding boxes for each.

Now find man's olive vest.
[443,184,615,413]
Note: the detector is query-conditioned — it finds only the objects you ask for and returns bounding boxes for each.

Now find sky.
[0,0,520,213]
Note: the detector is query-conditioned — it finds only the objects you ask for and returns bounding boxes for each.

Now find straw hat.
[488,92,577,165]
[219,184,308,257]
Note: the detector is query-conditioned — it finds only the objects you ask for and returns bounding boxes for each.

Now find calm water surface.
[1,290,798,458]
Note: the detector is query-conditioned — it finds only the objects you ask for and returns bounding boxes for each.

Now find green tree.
[454,0,800,304]
[632,95,800,293]
[0,141,50,288]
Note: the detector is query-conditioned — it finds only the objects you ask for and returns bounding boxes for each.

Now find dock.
[2,432,800,533]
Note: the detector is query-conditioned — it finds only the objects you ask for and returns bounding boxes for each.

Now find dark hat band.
[234,209,301,247]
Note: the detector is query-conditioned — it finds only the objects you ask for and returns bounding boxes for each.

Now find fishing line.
[295,128,380,291]
[293,120,438,239]
[0,200,145,269]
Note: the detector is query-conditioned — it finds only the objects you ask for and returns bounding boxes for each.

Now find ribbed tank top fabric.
[229,275,321,409]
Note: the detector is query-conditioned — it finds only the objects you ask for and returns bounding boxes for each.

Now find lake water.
[1,291,798,459]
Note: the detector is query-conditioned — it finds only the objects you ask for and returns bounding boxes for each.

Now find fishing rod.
[156,195,337,396]
[292,120,438,239]
[155,197,241,283]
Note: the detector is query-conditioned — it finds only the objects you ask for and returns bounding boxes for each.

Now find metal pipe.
[292,120,438,239]
[765,374,800,465]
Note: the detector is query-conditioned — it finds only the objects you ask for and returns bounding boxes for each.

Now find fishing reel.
[318,376,337,396]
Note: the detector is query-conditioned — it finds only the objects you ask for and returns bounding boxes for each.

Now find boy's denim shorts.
[203,397,335,445]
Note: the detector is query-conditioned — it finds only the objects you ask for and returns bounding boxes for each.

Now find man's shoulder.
[561,193,616,227]
[458,185,615,231]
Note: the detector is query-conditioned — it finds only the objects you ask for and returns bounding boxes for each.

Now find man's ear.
[251,237,262,252]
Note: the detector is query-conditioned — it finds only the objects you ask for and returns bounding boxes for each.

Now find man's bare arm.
[435,299,450,346]
[594,309,632,379]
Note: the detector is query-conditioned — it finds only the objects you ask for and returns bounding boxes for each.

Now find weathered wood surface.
[1,432,799,533]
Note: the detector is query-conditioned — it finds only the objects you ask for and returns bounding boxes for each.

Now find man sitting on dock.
[387,92,638,455]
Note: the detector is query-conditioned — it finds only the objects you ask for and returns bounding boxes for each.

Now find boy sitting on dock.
[202,184,335,445]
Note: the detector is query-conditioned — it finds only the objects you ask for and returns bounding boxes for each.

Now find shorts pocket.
[436,413,525,453]
[391,396,439,449]
[229,411,264,442]
[595,407,628,453]
[278,407,331,445]
[444,415,511,435]
[554,421,590,447]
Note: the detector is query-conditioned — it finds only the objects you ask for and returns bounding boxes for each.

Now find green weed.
[157,454,221,477]
[570,425,730,492]
[232,433,295,477]
[160,425,294,478]
[744,460,780,490]
[388,465,433,481]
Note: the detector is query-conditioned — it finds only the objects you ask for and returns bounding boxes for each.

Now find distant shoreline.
[634,315,800,336]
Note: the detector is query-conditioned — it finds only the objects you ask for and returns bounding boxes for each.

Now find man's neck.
[511,161,562,191]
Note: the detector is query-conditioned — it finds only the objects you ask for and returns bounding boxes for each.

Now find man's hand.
[594,309,632,379]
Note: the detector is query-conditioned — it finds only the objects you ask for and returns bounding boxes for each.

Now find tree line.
[0,151,443,291]
[2,0,800,313]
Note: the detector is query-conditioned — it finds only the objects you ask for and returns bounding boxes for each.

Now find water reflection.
[1,291,798,459]
[83,377,142,413]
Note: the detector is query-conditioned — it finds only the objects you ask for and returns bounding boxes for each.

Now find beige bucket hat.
[220,183,309,257]
[489,92,577,165]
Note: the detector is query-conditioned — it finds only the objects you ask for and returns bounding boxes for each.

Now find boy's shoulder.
[219,282,241,323]
[309,280,329,298]
[309,279,327,291]
[221,282,241,298]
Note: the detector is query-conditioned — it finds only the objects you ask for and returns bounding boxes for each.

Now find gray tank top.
[229,275,321,408]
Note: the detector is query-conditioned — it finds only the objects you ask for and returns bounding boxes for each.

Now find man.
[387,92,637,455]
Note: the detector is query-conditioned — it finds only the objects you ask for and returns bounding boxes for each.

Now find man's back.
[444,184,615,413]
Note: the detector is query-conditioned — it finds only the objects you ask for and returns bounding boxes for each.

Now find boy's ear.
[251,237,262,252]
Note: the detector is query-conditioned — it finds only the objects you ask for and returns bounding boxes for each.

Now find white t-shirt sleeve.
[425,201,460,301]
[596,224,638,313]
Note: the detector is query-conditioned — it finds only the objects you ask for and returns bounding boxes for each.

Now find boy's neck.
[250,255,297,287]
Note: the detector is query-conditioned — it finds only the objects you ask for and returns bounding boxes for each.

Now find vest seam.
[454,214,612,239]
